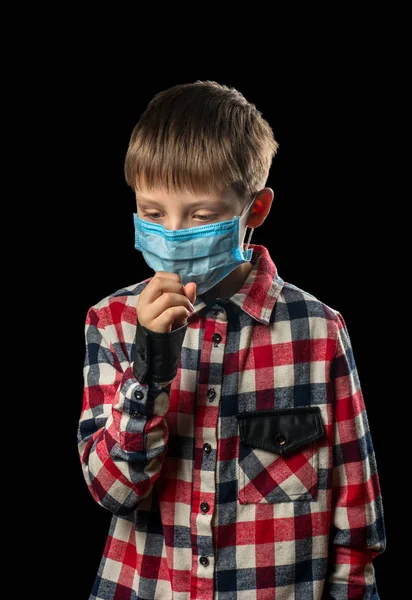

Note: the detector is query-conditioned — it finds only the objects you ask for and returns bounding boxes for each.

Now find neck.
[202,260,254,301]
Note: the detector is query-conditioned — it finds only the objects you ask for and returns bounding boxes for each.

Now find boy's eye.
[143,212,162,220]
[195,214,217,221]
[143,213,217,221]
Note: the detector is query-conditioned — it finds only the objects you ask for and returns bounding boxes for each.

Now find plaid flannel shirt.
[78,244,386,600]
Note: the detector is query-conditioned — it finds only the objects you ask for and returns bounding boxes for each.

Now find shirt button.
[200,501,210,513]
[207,389,216,401]
[212,333,222,344]
[199,556,209,566]
[203,443,212,454]
[275,433,286,445]
[134,390,144,400]
[212,309,220,316]
[131,410,142,418]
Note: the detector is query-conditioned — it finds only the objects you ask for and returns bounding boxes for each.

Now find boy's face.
[135,188,245,231]
[134,186,274,299]
[135,185,274,249]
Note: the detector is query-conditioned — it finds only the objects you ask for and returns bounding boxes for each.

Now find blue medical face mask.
[133,196,256,296]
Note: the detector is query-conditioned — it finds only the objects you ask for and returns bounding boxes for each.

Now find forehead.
[135,188,241,210]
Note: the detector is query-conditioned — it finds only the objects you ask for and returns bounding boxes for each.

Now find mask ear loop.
[242,194,259,254]
[244,227,254,253]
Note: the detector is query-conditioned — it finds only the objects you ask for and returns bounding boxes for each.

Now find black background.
[47,76,389,598]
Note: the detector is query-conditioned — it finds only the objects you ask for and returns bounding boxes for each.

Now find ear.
[246,188,274,228]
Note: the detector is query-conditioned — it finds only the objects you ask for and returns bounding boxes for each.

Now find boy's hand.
[136,272,197,334]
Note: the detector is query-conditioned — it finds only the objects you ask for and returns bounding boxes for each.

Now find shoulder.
[278,281,345,331]
[86,278,152,328]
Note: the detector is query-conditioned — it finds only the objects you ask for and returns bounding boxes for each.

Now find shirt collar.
[193,244,284,325]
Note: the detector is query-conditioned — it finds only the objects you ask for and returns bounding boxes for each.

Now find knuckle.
[158,271,180,280]
[167,272,181,281]
[164,307,175,318]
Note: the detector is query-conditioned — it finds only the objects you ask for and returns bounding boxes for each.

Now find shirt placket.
[190,304,227,600]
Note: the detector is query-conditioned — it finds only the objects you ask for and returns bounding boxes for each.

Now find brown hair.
[124,81,279,205]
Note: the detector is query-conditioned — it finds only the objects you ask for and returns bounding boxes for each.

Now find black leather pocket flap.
[236,407,324,456]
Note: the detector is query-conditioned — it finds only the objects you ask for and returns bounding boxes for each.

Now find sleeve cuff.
[133,321,187,384]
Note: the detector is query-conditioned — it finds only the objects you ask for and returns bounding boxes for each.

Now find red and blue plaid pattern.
[78,244,386,599]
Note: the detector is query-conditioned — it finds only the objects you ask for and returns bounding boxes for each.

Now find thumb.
[183,282,197,305]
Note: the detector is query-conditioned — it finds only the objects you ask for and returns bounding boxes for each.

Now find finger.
[153,305,192,333]
[154,271,182,282]
[145,292,195,323]
[183,282,197,305]
[142,277,184,304]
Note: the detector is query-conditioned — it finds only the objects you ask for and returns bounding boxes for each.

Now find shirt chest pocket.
[236,407,324,504]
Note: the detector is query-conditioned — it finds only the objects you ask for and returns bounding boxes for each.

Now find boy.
[78,81,386,600]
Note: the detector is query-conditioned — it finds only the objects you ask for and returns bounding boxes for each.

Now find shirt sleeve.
[77,305,185,516]
[324,311,386,599]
